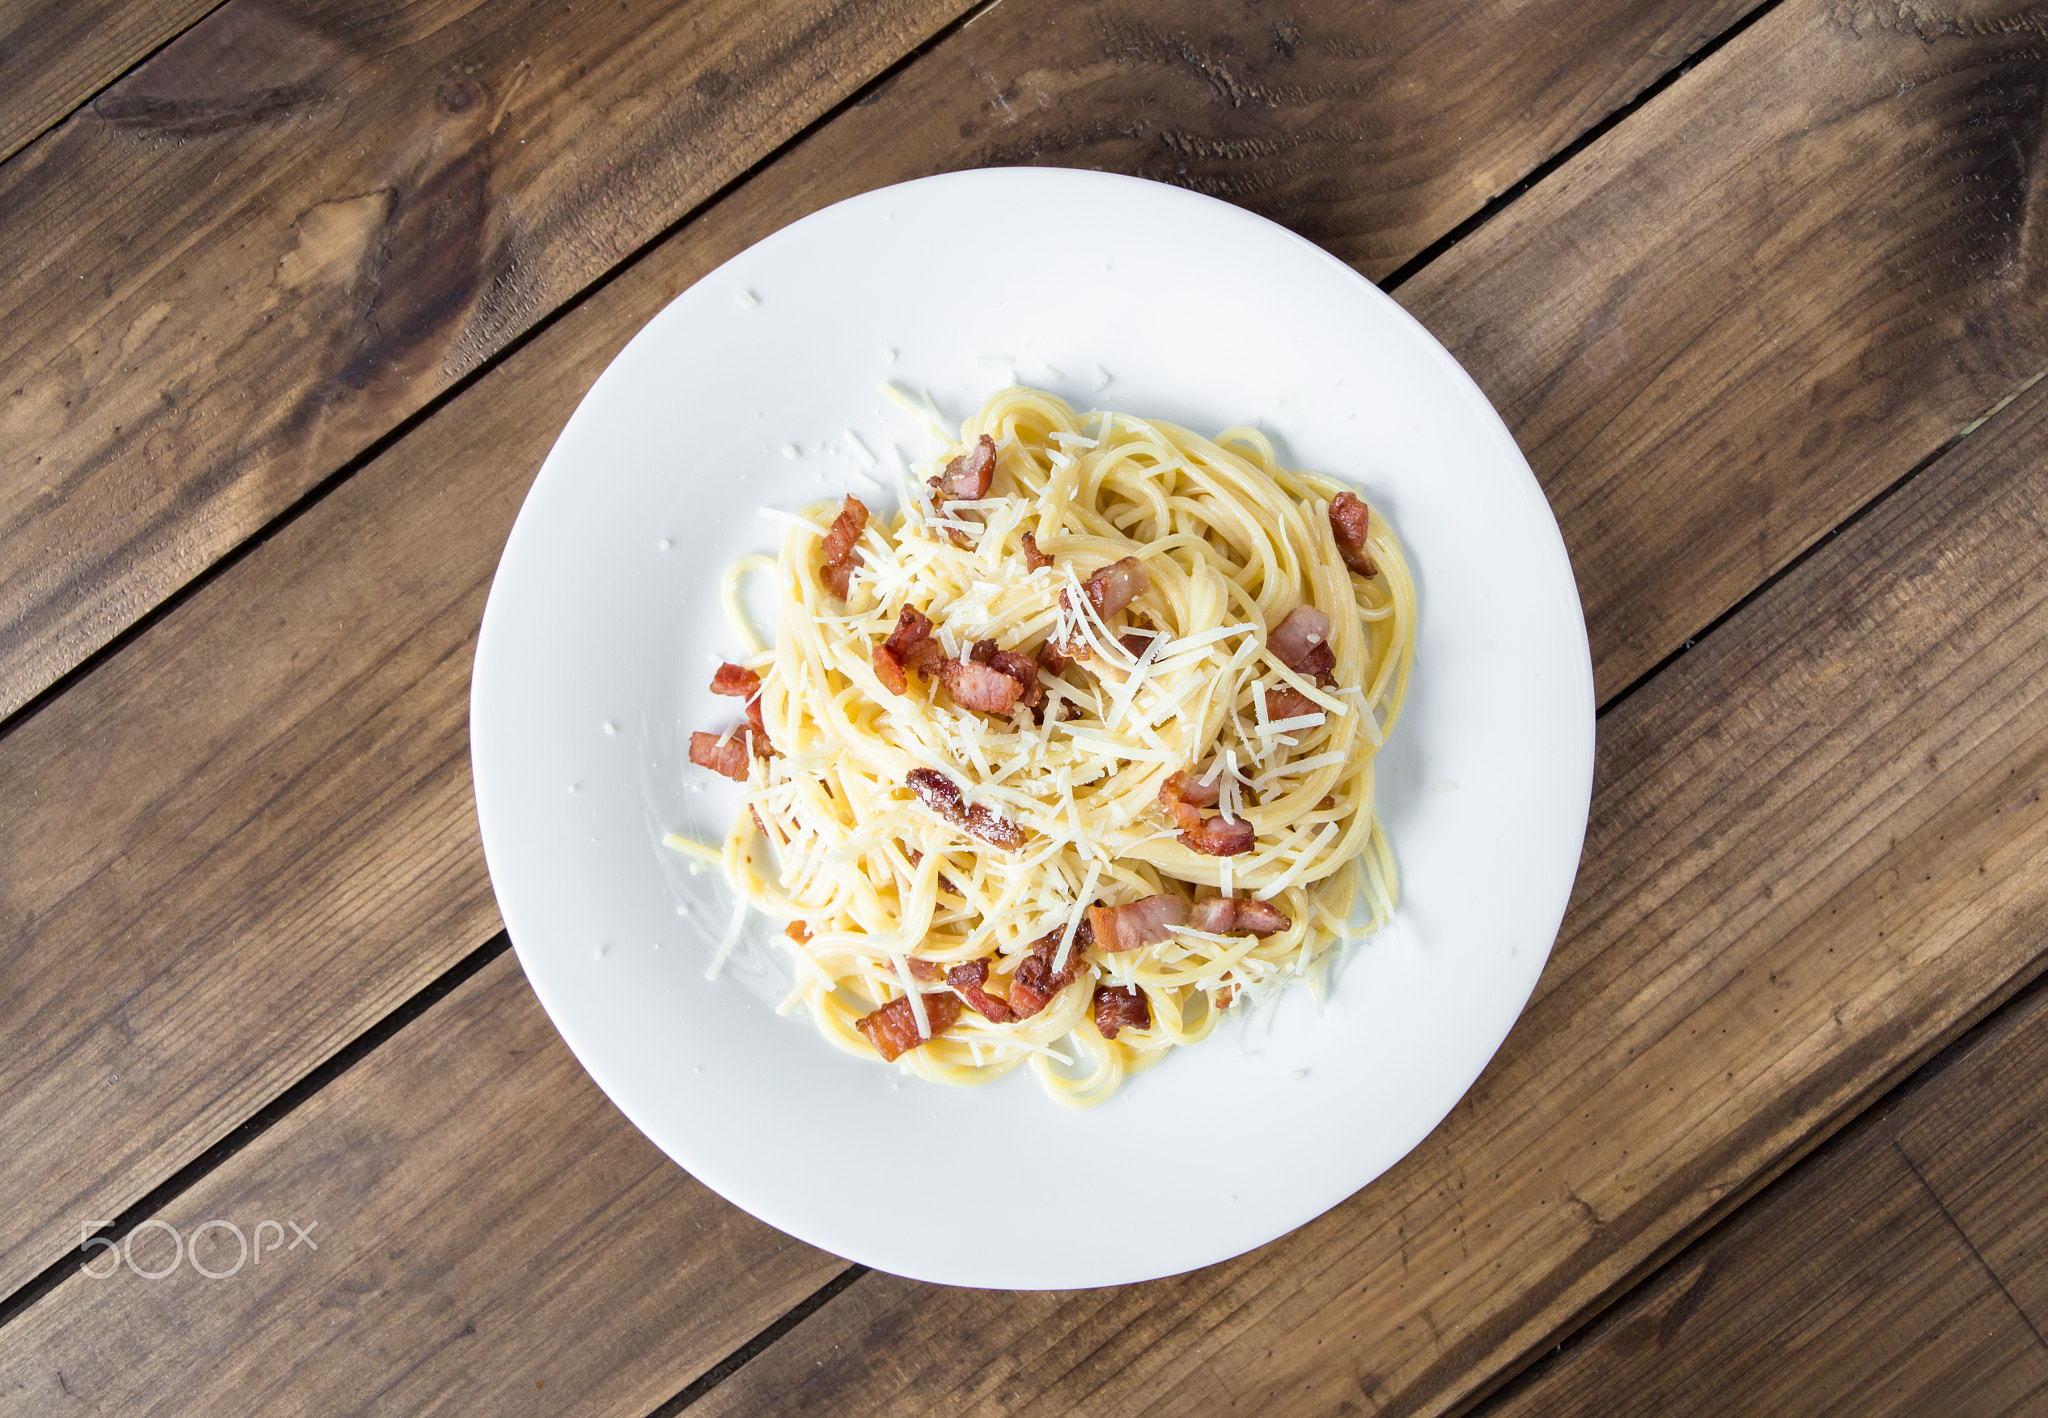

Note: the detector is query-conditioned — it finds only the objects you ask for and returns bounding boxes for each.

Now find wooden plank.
[682,327,2048,1413]
[0,0,1773,1297]
[0,951,845,1415]
[0,1,221,164]
[0,0,974,720]
[1400,0,2048,700]
[1897,996,2048,1339]
[1482,980,2048,1415]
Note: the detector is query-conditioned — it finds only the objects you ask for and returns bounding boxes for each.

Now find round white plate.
[471,168,1593,1290]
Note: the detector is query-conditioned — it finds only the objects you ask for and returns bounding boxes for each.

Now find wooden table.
[4,0,2047,1412]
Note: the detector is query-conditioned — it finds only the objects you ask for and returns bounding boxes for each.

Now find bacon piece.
[1329,492,1379,578]
[965,803,1026,850]
[1162,769,1222,809]
[1188,897,1292,936]
[1037,637,1072,676]
[710,662,760,700]
[872,644,908,695]
[940,656,1025,714]
[905,956,944,982]
[945,957,1016,1023]
[1180,813,1256,857]
[1082,556,1150,618]
[907,767,965,819]
[1093,983,1152,1040]
[1269,605,1332,670]
[1236,899,1292,935]
[1295,641,1336,685]
[886,606,935,655]
[1264,685,1320,723]
[1007,919,1095,1019]
[1088,894,1191,953]
[855,992,964,1062]
[878,605,945,686]
[1188,896,1238,934]
[1020,531,1054,571]
[1161,770,1250,853]
[905,768,1025,849]
[689,730,754,781]
[934,434,997,500]
[819,495,868,599]
[1119,631,1155,659]
[963,640,1044,709]
[784,921,811,944]
[711,662,769,740]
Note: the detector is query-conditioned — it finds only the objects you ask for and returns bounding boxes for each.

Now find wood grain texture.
[0,212,624,1301]
[0,0,1776,1301]
[0,0,223,163]
[1402,0,2048,700]
[6,0,2048,1401]
[686,332,2048,1416]
[1897,991,2048,1343]
[0,0,974,720]
[1483,984,2048,1415]
[0,952,843,1416]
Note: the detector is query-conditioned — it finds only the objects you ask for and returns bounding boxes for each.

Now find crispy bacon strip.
[905,768,1025,849]
[1160,769,1253,855]
[1088,894,1191,953]
[1162,769,1221,809]
[1264,685,1321,723]
[689,729,757,782]
[871,644,908,695]
[1329,492,1379,577]
[874,606,944,695]
[939,656,1025,714]
[1233,899,1292,935]
[1188,897,1291,936]
[819,494,868,599]
[1020,531,1054,571]
[1269,605,1331,668]
[1180,814,1256,856]
[855,992,964,1062]
[935,434,997,500]
[1007,918,1094,1019]
[1093,983,1152,1040]
[710,661,769,740]
[886,606,935,657]
[945,957,1016,1023]
[965,639,1043,708]
[1082,556,1150,617]
[709,662,759,699]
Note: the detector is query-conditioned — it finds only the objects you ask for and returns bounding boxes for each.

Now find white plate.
[471,168,1593,1290]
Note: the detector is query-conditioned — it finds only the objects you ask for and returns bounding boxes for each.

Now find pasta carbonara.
[670,385,1414,1106]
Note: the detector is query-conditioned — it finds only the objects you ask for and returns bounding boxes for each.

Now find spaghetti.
[669,386,1415,1106]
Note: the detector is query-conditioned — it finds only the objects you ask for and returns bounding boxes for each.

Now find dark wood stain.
[91,2,344,133]
[0,0,225,163]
